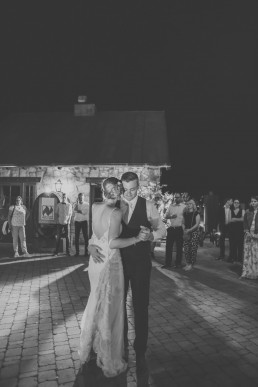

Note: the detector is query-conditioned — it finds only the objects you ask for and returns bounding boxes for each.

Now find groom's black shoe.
[136,354,150,386]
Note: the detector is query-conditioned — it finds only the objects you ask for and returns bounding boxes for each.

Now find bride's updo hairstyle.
[102,177,122,200]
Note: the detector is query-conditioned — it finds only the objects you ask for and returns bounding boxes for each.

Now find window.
[25,185,34,211]
[1,185,21,208]
[0,177,41,211]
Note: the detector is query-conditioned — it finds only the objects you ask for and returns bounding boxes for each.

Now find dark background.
[0,2,256,202]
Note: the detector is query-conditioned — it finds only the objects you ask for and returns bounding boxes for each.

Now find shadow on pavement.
[0,254,133,386]
[0,254,90,385]
[73,360,127,387]
[147,264,258,387]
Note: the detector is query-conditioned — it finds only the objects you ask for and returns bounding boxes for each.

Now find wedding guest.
[8,196,30,258]
[162,193,185,269]
[182,199,200,271]
[53,193,72,256]
[217,198,233,261]
[73,193,89,257]
[228,199,245,263]
[240,196,258,279]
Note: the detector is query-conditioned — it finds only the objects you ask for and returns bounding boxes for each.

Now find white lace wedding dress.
[78,208,127,377]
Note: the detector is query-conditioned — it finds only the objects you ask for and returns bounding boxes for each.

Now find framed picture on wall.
[38,197,57,224]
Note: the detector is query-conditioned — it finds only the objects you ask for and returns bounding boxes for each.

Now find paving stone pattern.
[0,241,258,387]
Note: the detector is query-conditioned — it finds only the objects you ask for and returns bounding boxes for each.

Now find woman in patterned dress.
[182,199,201,271]
[241,196,258,279]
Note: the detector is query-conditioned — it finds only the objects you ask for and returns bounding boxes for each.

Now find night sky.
[1,2,256,200]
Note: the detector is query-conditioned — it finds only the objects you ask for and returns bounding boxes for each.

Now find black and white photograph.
[0,2,257,387]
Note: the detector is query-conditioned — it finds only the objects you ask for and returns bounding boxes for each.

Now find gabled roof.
[0,111,170,166]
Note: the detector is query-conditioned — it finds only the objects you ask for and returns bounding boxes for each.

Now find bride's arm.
[88,203,105,263]
[109,209,144,249]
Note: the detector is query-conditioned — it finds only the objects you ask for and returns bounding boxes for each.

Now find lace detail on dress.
[79,211,127,377]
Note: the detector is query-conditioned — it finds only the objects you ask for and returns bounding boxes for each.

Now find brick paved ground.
[0,240,258,387]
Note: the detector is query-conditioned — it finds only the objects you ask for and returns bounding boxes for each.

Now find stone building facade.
[0,164,163,251]
[0,163,161,206]
[0,109,169,252]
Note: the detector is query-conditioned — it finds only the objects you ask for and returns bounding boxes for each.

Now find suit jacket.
[244,210,258,234]
[218,206,228,232]
[204,193,219,231]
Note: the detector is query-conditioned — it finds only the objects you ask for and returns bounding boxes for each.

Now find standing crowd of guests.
[217,195,258,279]
[7,190,258,281]
[7,192,89,259]
[162,193,201,272]
[161,192,258,280]
[217,197,244,263]
[53,192,89,257]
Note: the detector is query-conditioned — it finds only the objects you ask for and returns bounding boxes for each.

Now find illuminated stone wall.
[0,164,162,206]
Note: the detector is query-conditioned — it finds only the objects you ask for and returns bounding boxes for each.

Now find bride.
[78,177,145,377]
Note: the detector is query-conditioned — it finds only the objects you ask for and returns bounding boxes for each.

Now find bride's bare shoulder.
[92,202,104,209]
[110,207,122,219]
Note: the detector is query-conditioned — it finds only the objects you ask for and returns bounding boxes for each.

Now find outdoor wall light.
[55,179,63,192]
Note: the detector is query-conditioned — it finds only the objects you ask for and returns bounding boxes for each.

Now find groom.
[89,172,166,384]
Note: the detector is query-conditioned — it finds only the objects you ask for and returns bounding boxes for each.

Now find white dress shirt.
[165,203,186,227]
[74,201,89,222]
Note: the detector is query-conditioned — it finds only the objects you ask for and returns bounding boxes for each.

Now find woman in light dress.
[241,196,258,279]
[78,177,145,377]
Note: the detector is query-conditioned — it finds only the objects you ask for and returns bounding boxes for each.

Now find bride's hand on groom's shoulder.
[88,244,105,263]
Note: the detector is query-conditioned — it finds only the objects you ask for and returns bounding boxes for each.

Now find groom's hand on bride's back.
[88,244,105,263]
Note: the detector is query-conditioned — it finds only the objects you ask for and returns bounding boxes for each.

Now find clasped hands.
[137,225,152,242]
[89,226,152,263]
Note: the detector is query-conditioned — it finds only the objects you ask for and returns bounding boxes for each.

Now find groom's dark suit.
[119,196,152,356]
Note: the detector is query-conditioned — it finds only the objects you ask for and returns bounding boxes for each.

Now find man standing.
[89,172,166,386]
[73,193,89,257]
[53,193,72,256]
[217,197,233,261]
[119,172,166,382]
[162,193,185,269]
